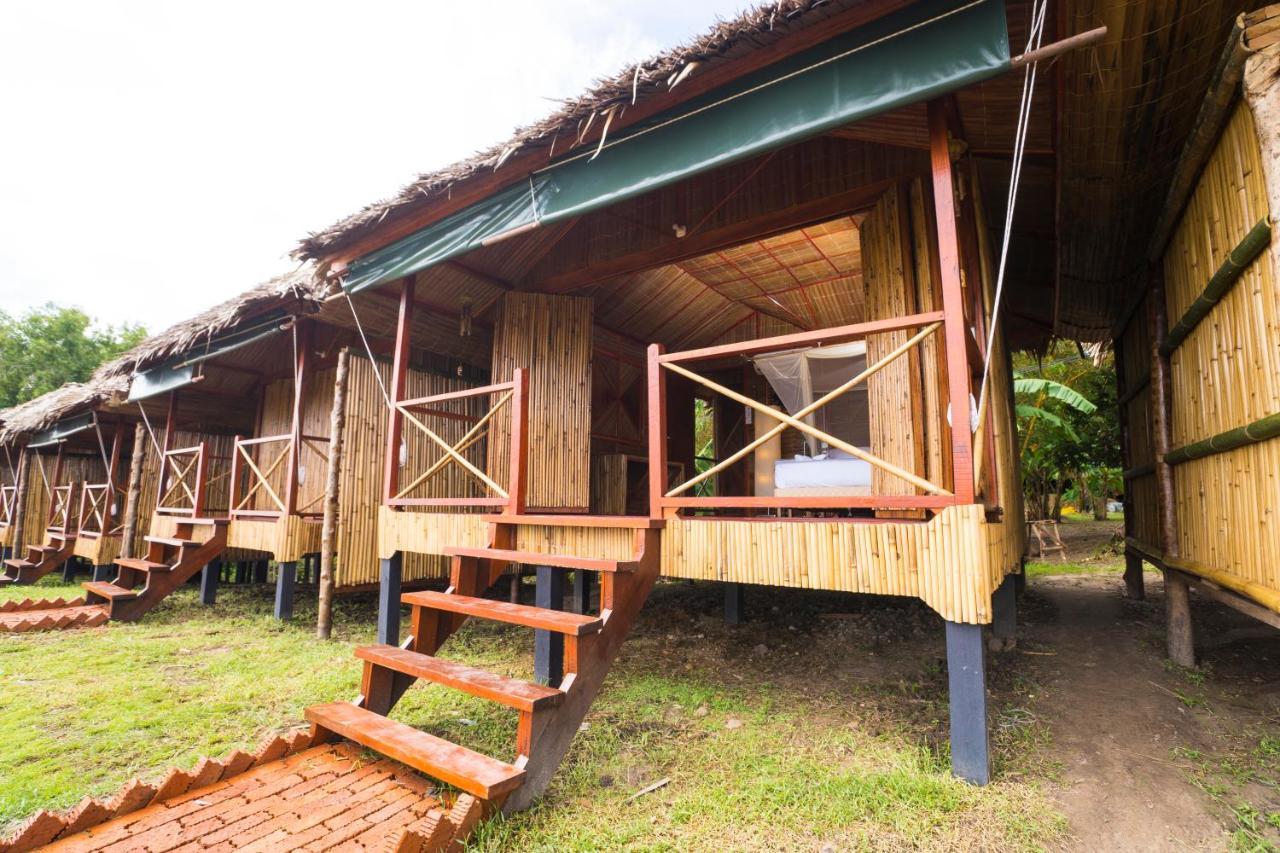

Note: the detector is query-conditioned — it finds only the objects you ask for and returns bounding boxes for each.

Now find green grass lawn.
[0,574,1066,850]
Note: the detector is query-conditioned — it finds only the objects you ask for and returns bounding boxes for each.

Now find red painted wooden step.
[82,581,138,601]
[305,701,526,799]
[402,590,603,635]
[480,513,665,529]
[143,536,197,549]
[115,557,172,573]
[443,546,637,573]
[356,644,564,712]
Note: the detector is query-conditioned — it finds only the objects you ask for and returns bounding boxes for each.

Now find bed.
[772,450,873,496]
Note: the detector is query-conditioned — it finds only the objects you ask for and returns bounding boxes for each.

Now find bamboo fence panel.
[659,504,1005,624]
[860,186,926,499]
[1119,293,1160,549]
[1164,103,1279,445]
[376,505,488,560]
[226,515,322,562]
[487,293,593,512]
[339,355,482,587]
[514,525,633,561]
[255,368,336,517]
[13,454,104,554]
[589,454,628,515]
[1157,101,1280,608]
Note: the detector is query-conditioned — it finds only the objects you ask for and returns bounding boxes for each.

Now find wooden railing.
[157,443,208,517]
[47,483,77,531]
[647,312,959,516]
[229,433,329,519]
[77,482,122,537]
[384,368,529,513]
[0,485,14,530]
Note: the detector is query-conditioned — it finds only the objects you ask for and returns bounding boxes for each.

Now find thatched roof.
[96,268,329,381]
[294,0,859,261]
[0,375,130,445]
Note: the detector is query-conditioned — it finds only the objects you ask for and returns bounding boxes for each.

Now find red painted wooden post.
[647,344,668,520]
[49,443,64,528]
[382,277,416,505]
[507,368,529,514]
[285,320,311,516]
[927,99,975,505]
[229,435,244,517]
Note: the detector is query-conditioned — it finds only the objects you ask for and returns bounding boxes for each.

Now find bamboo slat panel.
[589,454,628,515]
[514,525,633,561]
[1174,442,1280,592]
[487,293,593,512]
[72,535,121,566]
[908,179,950,490]
[861,185,928,500]
[1164,103,1279,445]
[377,506,487,560]
[337,355,482,587]
[255,368,336,517]
[226,516,323,563]
[660,505,1015,625]
[1119,293,1159,550]
[1149,101,1280,612]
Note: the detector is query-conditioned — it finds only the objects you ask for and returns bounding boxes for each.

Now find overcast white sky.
[0,1,750,335]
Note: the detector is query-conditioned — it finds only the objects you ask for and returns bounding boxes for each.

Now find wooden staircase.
[83,517,229,622]
[0,531,76,586]
[306,516,662,834]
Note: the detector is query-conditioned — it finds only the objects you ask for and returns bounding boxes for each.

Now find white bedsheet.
[773,455,872,490]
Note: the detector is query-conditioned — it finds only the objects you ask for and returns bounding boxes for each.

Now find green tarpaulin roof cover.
[29,412,95,448]
[343,0,1009,294]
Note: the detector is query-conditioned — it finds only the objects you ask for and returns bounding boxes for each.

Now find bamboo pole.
[665,322,943,498]
[663,358,950,496]
[317,348,349,640]
[10,449,28,557]
[118,423,146,559]
[1165,411,1280,465]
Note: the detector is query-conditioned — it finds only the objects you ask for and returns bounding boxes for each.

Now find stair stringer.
[100,522,228,621]
[503,527,660,812]
[0,535,76,585]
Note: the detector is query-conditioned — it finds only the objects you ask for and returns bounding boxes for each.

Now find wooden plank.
[443,546,636,573]
[356,643,564,712]
[402,590,602,635]
[304,702,525,799]
[82,581,138,601]
[480,514,663,529]
[661,494,954,510]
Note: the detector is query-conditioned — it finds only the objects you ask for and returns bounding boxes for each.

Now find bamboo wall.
[250,368,336,517]
[488,293,593,512]
[378,504,1014,625]
[339,354,483,588]
[1118,291,1161,549]
[1158,102,1280,597]
[11,452,105,556]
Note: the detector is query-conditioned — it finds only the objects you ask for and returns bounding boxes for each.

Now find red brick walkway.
[0,604,108,633]
[43,743,441,852]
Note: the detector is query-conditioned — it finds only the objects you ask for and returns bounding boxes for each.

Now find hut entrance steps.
[0,530,76,586]
[83,517,229,622]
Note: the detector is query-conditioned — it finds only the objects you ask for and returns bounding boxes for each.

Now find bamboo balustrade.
[0,485,14,531]
[156,444,208,517]
[229,433,328,519]
[77,483,122,536]
[47,484,76,532]
[649,312,958,514]
[385,369,529,513]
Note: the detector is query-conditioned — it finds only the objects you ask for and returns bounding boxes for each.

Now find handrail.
[231,434,290,518]
[0,485,14,528]
[385,369,528,513]
[47,483,77,531]
[649,316,956,516]
[77,481,122,536]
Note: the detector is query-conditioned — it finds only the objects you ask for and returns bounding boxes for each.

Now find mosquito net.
[754,342,870,456]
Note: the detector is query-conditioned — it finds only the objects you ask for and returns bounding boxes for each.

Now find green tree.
[1013,341,1121,521]
[0,304,146,408]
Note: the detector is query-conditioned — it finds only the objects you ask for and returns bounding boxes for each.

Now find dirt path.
[1023,572,1230,850]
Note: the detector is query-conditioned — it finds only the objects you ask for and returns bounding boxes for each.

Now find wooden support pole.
[383,277,415,504]
[534,565,565,687]
[928,100,975,504]
[1113,333,1145,601]
[945,621,990,784]
[201,560,220,606]
[647,344,668,519]
[275,561,296,620]
[378,552,403,646]
[317,348,349,640]
[1149,274,1194,666]
[990,574,1016,649]
[724,582,745,626]
[62,558,75,583]
[93,564,111,582]
[570,570,595,614]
